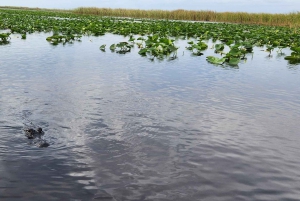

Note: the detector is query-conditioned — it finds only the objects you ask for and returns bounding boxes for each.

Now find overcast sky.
[1,0,299,13]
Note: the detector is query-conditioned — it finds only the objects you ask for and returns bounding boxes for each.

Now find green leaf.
[215,44,224,51]
[46,36,52,41]
[128,35,135,42]
[291,46,300,53]
[228,48,242,57]
[226,40,234,46]
[110,44,116,50]
[160,38,172,45]
[228,58,240,65]
[138,48,148,56]
[99,44,106,50]
[206,56,226,65]
[266,45,274,52]
[284,54,300,60]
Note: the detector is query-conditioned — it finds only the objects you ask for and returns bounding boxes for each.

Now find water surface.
[0,33,300,201]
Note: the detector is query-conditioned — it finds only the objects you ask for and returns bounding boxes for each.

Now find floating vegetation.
[206,56,226,65]
[46,33,82,45]
[113,42,132,54]
[214,44,225,53]
[99,44,106,51]
[137,35,178,60]
[21,33,26,39]
[0,32,11,44]
[186,40,208,56]
[284,46,300,64]
[1,9,300,64]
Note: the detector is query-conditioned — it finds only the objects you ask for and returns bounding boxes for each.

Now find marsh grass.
[1,6,300,27]
[73,7,300,27]
[0,6,70,13]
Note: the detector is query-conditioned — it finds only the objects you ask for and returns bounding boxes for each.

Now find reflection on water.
[0,33,300,200]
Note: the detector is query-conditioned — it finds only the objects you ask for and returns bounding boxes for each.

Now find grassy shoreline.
[1,6,300,27]
[73,7,300,27]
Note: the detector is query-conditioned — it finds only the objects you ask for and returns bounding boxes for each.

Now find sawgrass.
[73,7,300,27]
[1,6,299,27]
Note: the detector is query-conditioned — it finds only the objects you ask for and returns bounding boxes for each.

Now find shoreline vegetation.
[1,6,300,64]
[0,6,300,27]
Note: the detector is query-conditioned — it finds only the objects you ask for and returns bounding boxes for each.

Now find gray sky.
[1,0,299,13]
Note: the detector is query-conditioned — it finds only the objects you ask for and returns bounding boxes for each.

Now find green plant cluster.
[46,33,82,45]
[100,34,178,60]
[206,43,252,65]
[137,35,178,60]
[186,40,208,56]
[1,9,300,64]
[109,41,132,54]
[284,46,300,64]
[0,32,10,44]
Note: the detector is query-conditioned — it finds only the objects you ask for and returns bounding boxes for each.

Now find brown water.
[0,33,300,201]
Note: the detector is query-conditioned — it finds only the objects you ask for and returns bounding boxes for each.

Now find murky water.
[0,33,300,201]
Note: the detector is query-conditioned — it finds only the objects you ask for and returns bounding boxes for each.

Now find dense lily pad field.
[1,9,300,65]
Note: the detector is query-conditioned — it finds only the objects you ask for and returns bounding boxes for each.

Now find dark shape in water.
[24,127,50,148]
[24,127,44,139]
[34,140,50,148]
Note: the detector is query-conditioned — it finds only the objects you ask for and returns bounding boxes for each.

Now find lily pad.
[110,44,116,51]
[206,56,226,65]
[99,44,106,50]
[228,57,240,65]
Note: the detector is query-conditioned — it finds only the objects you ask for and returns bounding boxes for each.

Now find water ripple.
[0,33,299,200]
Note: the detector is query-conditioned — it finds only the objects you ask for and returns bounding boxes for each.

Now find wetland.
[0,9,300,201]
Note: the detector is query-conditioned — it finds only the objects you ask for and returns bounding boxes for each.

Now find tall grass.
[1,6,299,27]
[73,7,300,27]
[0,6,70,13]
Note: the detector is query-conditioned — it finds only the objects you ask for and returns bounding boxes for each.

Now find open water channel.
[0,33,300,200]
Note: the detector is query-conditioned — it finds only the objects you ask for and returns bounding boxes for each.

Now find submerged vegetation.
[0,8,300,64]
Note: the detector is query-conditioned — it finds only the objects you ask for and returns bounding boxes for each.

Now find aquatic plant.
[115,41,132,54]
[21,34,26,39]
[138,34,178,60]
[284,46,300,64]
[206,43,254,66]
[214,43,225,53]
[110,44,116,51]
[99,44,106,51]
[46,33,82,45]
[72,7,300,27]
[206,56,226,65]
[1,9,300,64]
[186,40,208,56]
[0,32,11,44]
